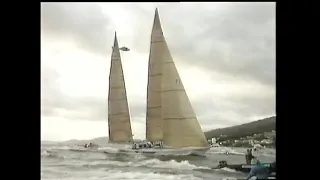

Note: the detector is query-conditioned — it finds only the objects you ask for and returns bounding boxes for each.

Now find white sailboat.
[108,32,133,145]
[118,8,209,156]
[69,33,133,152]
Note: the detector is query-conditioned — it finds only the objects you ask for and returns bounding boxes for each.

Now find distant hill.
[41,136,144,145]
[204,116,276,139]
[41,140,57,145]
[42,117,275,145]
[59,136,109,145]
[41,137,109,145]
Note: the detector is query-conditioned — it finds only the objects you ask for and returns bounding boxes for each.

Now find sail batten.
[146,9,209,148]
[108,31,133,143]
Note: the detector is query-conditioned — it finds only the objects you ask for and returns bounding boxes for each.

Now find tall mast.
[147,9,208,148]
[108,32,133,143]
[146,8,165,142]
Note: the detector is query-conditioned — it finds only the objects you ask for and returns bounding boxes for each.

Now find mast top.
[113,31,119,50]
[152,8,163,33]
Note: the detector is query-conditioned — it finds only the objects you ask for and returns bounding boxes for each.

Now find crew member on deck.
[132,143,137,149]
[245,149,255,164]
[247,159,269,180]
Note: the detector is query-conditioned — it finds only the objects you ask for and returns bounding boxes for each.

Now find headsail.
[108,32,133,143]
[146,8,164,142]
[148,9,209,148]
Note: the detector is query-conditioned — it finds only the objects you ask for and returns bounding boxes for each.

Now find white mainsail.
[146,9,165,142]
[108,32,133,143]
[146,9,209,148]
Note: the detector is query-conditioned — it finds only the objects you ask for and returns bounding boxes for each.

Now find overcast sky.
[41,2,275,141]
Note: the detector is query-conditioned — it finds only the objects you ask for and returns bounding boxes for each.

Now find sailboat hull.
[117,147,209,156]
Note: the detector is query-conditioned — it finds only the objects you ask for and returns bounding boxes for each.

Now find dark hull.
[217,163,276,174]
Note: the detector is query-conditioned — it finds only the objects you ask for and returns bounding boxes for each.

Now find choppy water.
[41,143,275,180]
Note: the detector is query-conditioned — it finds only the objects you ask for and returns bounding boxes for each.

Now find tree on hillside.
[205,116,275,139]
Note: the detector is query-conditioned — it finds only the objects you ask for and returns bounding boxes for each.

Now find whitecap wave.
[219,167,238,173]
[101,170,203,180]
[41,170,203,180]
[208,147,244,155]
[72,157,210,171]
[131,158,210,170]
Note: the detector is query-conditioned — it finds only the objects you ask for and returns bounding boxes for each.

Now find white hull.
[210,143,220,148]
[116,147,209,156]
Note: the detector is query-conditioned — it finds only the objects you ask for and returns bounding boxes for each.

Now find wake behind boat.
[69,143,100,152]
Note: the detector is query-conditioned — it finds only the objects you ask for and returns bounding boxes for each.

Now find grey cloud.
[129,103,146,122]
[41,3,275,86]
[193,94,275,128]
[42,97,108,122]
[122,2,275,86]
[41,67,146,122]
[41,2,114,56]
[41,67,106,121]
[41,3,275,129]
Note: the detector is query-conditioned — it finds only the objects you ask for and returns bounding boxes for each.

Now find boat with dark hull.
[213,160,276,178]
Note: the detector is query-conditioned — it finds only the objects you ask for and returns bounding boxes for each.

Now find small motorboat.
[213,160,276,174]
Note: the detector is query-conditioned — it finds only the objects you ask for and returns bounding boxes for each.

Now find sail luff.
[146,8,164,142]
[149,9,209,148]
[108,32,133,143]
